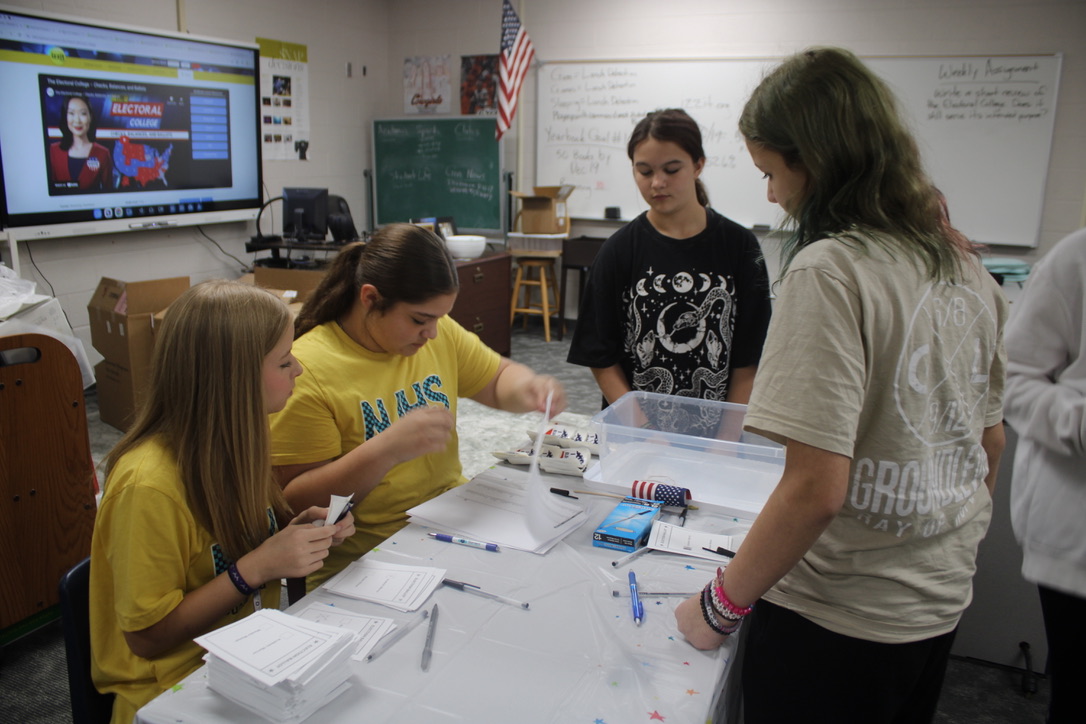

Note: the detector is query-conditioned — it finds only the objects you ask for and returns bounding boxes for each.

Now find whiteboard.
[536,55,1061,247]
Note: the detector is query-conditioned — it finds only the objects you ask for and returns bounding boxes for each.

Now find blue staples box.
[592,496,663,553]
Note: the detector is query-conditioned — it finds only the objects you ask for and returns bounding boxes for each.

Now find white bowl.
[445,234,487,260]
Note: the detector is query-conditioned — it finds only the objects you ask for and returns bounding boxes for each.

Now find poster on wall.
[257,38,311,161]
[460,55,498,115]
[404,55,451,114]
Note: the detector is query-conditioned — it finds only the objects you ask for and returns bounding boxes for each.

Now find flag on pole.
[497,0,535,141]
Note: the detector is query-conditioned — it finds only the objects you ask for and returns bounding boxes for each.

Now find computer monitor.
[282,187,327,242]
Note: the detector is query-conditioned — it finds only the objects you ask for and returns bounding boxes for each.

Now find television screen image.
[0,7,263,240]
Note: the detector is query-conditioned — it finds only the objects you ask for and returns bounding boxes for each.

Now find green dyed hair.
[739,47,974,281]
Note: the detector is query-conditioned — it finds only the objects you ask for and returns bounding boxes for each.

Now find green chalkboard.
[373,117,502,231]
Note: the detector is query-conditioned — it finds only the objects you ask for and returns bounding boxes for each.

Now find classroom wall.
[3,0,389,363]
[3,0,1084,364]
[386,0,1086,258]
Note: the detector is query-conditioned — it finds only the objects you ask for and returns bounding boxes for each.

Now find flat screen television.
[0,6,263,242]
[282,187,328,242]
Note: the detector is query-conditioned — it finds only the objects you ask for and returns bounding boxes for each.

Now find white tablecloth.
[137,469,746,723]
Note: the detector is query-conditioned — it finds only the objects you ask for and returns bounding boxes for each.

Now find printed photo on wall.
[404,55,451,114]
[460,54,498,115]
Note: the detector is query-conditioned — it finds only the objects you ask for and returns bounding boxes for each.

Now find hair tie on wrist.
[227,562,259,596]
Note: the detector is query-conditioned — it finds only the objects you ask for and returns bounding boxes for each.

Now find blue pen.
[428,532,500,552]
[628,571,644,626]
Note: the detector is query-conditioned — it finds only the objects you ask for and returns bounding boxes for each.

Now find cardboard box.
[88,276,189,364]
[87,276,189,430]
[93,359,137,431]
[510,185,574,235]
[592,496,663,552]
[252,266,326,304]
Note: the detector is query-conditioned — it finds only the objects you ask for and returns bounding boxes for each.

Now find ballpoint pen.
[701,546,736,558]
[443,578,530,609]
[611,546,650,568]
[334,499,355,524]
[628,571,644,626]
[610,508,655,527]
[612,589,698,598]
[421,604,438,672]
[428,532,500,552]
[365,609,429,663]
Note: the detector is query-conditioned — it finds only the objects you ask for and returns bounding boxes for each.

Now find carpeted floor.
[0,322,1051,723]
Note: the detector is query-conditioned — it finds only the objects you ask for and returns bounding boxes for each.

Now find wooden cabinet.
[451,252,511,357]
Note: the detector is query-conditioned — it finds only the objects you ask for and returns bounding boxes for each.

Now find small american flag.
[497,0,534,141]
[632,481,692,508]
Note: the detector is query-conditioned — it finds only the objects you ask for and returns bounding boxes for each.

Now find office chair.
[327,194,359,243]
[58,557,115,724]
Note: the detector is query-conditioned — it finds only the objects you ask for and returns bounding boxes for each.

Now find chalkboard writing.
[373,117,502,231]
[536,55,1060,247]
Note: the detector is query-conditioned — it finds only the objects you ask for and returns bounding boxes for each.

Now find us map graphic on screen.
[40,75,233,196]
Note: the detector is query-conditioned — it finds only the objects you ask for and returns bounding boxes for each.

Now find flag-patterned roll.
[631,480,691,508]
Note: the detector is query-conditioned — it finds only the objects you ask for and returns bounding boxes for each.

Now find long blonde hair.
[105,280,291,560]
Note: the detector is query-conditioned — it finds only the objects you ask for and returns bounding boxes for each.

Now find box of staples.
[592,496,663,553]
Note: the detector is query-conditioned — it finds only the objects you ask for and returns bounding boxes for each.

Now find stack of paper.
[322,559,446,611]
[194,609,361,723]
[407,466,587,554]
[293,602,396,661]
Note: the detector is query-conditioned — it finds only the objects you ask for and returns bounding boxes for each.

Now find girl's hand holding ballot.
[235,507,353,586]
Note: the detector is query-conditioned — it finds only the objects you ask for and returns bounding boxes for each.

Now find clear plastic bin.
[590,391,785,517]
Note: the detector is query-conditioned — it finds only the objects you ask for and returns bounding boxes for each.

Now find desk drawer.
[452,253,511,356]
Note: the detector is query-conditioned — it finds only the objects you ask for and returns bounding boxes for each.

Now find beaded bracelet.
[700,585,740,636]
[700,586,729,634]
[227,562,259,597]
[712,583,754,620]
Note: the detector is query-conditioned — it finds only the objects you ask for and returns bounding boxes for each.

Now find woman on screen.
[89,281,353,723]
[48,94,113,192]
[673,47,1008,723]
[566,108,772,430]
[269,223,565,590]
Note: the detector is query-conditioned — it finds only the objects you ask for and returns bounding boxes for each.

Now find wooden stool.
[509,249,561,341]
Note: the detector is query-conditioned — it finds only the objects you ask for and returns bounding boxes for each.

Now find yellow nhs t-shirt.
[270,316,500,586]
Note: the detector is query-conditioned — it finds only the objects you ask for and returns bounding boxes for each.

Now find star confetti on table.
[649,711,666,721]
[686,689,699,696]
[595,719,606,724]
[684,565,696,570]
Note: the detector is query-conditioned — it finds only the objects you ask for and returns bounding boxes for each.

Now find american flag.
[631,481,692,508]
[497,0,534,141]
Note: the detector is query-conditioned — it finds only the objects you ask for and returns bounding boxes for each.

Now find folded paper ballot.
[293,602,397,661]
[321,559,446,611]
[194,609,361,723]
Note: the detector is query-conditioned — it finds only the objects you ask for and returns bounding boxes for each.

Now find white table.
[137,470,746,723]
